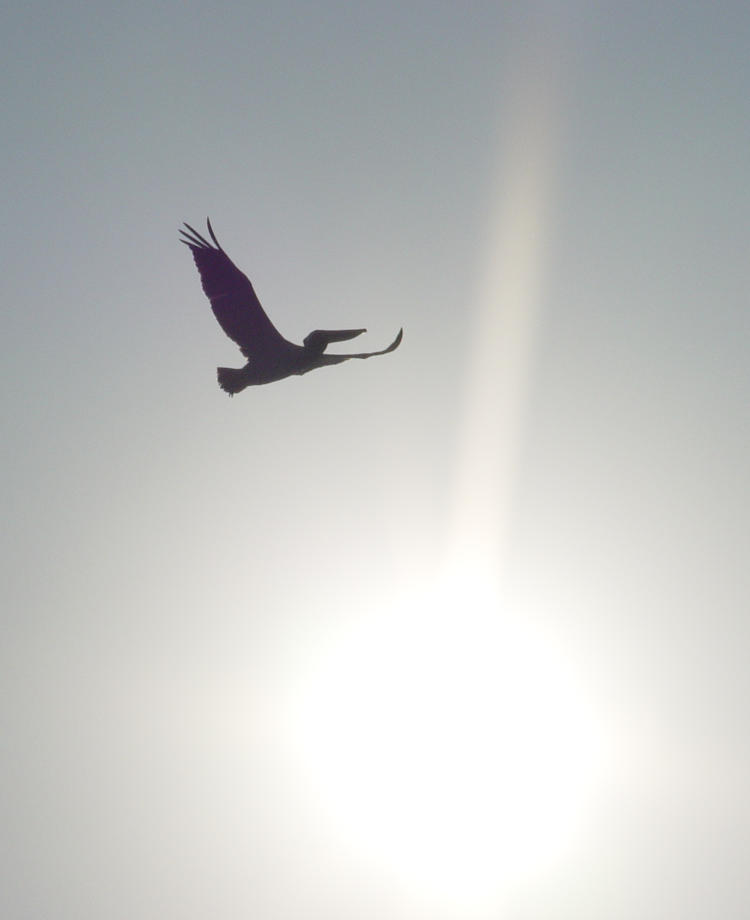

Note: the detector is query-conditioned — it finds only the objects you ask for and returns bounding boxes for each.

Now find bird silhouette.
[180,219,403,394]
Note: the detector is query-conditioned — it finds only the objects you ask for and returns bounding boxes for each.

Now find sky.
[2,2,749,918]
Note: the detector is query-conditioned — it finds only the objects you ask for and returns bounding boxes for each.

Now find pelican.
[180,219,403,394]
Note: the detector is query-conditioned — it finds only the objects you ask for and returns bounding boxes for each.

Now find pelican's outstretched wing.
[303,328,367,353]
[180,219,287,356]
[320,328,403,364]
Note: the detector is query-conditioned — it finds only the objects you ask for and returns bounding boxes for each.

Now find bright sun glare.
[286,570,606,908]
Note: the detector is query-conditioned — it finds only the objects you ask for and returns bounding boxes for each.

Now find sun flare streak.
[452,48,562,573]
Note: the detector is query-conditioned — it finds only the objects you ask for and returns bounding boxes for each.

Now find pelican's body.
[180,220,402,394]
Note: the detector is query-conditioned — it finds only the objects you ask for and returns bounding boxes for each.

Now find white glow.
[286,570,607,909]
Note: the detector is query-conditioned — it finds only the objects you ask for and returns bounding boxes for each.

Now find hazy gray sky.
[3,2,749,918]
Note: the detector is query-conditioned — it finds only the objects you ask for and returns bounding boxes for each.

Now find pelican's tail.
[217,366,251,396]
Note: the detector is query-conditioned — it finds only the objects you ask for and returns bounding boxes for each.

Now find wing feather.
[180,219,287,355]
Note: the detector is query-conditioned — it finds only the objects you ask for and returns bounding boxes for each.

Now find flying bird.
[180,219,403,394]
